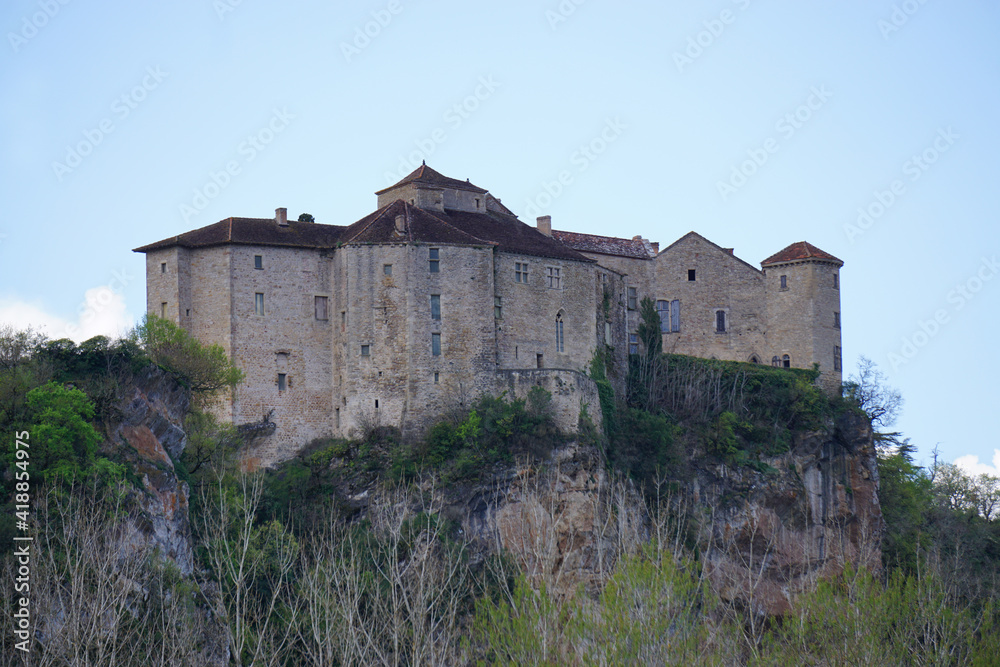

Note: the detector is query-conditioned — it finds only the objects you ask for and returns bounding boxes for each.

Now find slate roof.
[761,241,843,266]
[375,163,487,195]
[133,217,345,253]
[551,230,654,259]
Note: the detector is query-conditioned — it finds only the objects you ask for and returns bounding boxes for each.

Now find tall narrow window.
[833,273,839,289]
[254,255,263,270]
[255,293,265,316]
[314,296,329,320]
[340,311,346,331]
[160,262,166,274]
[277,373,287,391]
[782,354,791,368]
[430,294,441,320]
[772,356,781,367]
[546,266,561,289]
[780,275,787,290]
[834,311,841,328]
[160,302,167,318]
[431,333,441,356]
[536,353,544,369]
[494,296,502,319]
[515,262,529,283]
[670,300,680,332]
[688,269,696,281]
[629,334,638,355]
[834,346,842,371]
[715,310,727,333]
[434,372,440,384]
[429,248,440,273]
[555,313,564,352]
[656,300,669,332]
[627,287,637,310]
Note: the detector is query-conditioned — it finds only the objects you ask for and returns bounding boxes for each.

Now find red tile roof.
[760,241,843,266]
[133,217,345,253]
[438,209,591,262]
[375,163,487,195]
[551,230,654,259]
[339,200,491,247]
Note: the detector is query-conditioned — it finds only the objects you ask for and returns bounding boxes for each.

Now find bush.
[132,314,243,397]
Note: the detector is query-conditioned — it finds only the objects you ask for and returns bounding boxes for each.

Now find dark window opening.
[254,255,263,270]
[749,355,761,364]
[434,372,440,384]
[834,312,841,328]
[160,262,166,274]
[430,294,441,320]
[834,345,842,371]
[627,287,637,310]
[383,264,392,276]
[833,273,839,289]
[783,354,791,368]
[375,399,379,409]
[160,302,167,318]
[361,344,370,357]
[716,310,727,333]
[780,275,787,290]
[555,313,564,352]
[255,293,264,316]
[772,356,781,367]
[432,333,441,356]
[495,296,502,319]
[688,269,696,281]
[277,373,287,391]
[185,309,190,317]
[429,248,440,273]
[536,353,544,369]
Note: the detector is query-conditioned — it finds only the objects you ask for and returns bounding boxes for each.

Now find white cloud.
[954,449,1000,478]
[0,287,135,343]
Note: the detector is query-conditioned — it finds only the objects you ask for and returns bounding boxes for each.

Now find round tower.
[761,242,843,394]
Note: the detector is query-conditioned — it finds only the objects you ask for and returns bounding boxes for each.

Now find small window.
[555,313,564,352]
[254,255,263,270]
[431,333,441,356]
[772,356,781,367]
[688,269,696,281]
[429,248,440,273]
[627,287,638,310]
[605,321,612,342]
[185,309,190,317]
[255,293,265,316]
[536,353,544,369]
[434,372,440,384]
[315,296,329,320]
[494,296,502,319]
[780,275,787,290]
[546,266,561,289]
[430,294,441,320]
[715,310,727,333]
[670,300,680,333]
[782,354,791,368]
[515,262,529,283]
[833,273,839,289]
[375,399,379,409]
[629,333,639,355]
[834,346,842,372]
[361,344,370,357]
[160,302,167,318]
[383,264,392,276]
[749,355,761,364]
[656,300,669,332]
[160,262,166,274]
[340,311,346,331]
[277,373,287,391]
[834,312,841,328]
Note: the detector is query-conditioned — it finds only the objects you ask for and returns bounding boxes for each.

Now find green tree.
[22,382,102,482]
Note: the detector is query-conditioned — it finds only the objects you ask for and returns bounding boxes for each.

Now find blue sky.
[1,0,997,474]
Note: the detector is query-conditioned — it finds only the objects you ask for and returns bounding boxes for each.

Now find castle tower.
[761,242,844,394]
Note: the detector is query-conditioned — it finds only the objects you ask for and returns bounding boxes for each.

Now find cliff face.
[110,367,195,575]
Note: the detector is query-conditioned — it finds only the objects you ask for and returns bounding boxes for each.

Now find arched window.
[555,312,565,352]
[771,356,781,367]
[749,355,760,364]
[782,354,791,368]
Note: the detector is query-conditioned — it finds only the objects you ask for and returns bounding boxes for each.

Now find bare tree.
[844,356,903,433]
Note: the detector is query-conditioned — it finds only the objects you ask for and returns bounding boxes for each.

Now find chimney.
[275,207,288,227]
[651,242,660,254]
[536,215,552,237]
[394,214,406,234]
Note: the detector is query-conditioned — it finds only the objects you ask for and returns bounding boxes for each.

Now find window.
[780,275,787,290]
[185,309,190,317]
[782,354,791,368]
[375,399,379,409]
[555,313,564,352]
[494,296,502,319]
[160,302,167,318]
[629,333,639,355]
[429,248,440,272]
[361,344,370,357]
[315,296,329,320]
[430,294,441,320]
[254,293,265,315]
[749,355,761,364]
[546,266,561,289]
[670,300,680,332]
[715,310,727,333]
[834,311,841,328]
[833,273,839,289]
[160,262,166,274]
[688,269,696,281]
[627,287,638,310]
[536,353,544,369]
[340,311,346,331]
[383,264,392,276]
[277,373,287,391]
[475,198,481,209]
[656,300,670,332]
[834,346,842,372]
[605,321,612,342]
[515,262,529,283]
[771,356,781,367]
[254,255,263,270]
[431,333,441,356]
[434,372,440,384]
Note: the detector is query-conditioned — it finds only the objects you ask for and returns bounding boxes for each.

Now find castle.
[136,164,843,464]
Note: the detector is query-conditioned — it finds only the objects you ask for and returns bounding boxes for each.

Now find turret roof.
[761,241,843,266]
[374,163,487,195]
